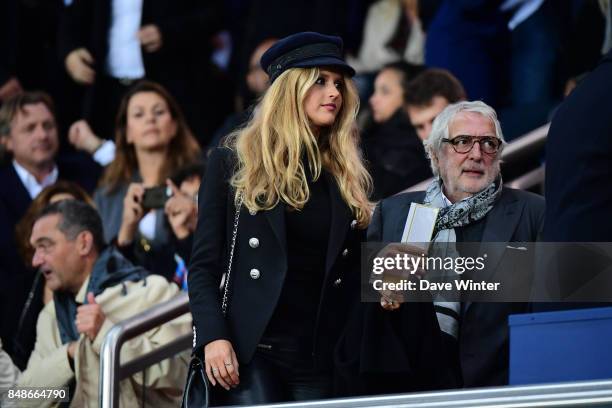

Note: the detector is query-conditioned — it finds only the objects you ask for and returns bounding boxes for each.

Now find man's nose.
[469,140,483,159]
[32,250,43,268]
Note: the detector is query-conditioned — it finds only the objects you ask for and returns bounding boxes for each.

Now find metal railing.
[234,379,612,408]
[507,164,545,191]
[99,292,191,408]
[405,123,550,193]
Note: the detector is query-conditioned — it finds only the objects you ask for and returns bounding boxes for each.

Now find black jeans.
[213,341,332,406]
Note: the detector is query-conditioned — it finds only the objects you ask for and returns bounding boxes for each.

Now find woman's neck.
[135,148,167,186]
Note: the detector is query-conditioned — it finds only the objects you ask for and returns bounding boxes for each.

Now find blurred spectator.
[94,81,201,281]
[207,38,277,152]
[0,92,98,360]
[561,0,608,97]
[0,0,82,138]
[425,0,510,108]
[11,182,94,370]
[497,1,569,140]
[19,200,190,406]
[405,69,467,140]
[348,0,425,73]
[362,61,430,199]
[58,0,229,146]
[229,0,369,105]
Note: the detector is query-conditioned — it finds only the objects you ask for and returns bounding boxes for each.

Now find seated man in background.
[405,68,466,141]
[19,200,190,407]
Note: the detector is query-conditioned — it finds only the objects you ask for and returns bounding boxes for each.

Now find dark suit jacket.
[188,148,364,369]
[544,50,612,242]
[58,0,223,82]
[365,187,544,388]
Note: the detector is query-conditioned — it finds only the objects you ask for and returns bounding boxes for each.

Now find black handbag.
[181,193,243,408]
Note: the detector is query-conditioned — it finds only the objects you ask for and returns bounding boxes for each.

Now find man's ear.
[76,230,95,256]
[4,134,13,152]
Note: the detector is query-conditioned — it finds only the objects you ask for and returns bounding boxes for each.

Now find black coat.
[58,0,223,84]
[336,187,544,393]
[188,148,364,369]
[544,50,612,242]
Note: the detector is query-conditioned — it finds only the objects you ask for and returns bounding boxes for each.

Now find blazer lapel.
[324,173,351,275]
[264,202,287,259]
[464,189,524,311]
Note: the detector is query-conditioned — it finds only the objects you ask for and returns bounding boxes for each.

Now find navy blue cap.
[260,31,356,83]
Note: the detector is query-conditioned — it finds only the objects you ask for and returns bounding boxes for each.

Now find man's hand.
[138,25,163,53]
[0,77,23,102]
[68,120,103,154]
[75,292,106,341]
[65,48,96,85]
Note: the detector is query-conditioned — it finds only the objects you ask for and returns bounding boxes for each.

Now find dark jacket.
[544,49,612,242]
[362,109,432,200]
[337,187,544,392]
[188,148,364,369]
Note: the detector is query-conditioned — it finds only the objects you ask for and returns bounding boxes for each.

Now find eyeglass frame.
[441,135,502,155]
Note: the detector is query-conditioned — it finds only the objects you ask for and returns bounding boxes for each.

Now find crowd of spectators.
[0,0,611,405]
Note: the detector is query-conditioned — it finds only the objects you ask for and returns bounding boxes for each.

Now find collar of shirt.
[12,160,59,199]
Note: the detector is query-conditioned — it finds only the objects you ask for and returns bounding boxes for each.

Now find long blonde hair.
[227,67,373,227]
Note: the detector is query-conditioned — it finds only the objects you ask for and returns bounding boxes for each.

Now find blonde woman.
[188,32,372,405]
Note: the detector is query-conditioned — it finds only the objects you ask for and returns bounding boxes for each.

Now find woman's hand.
[164,179,198,240]
[117,183,146,246]
[204,339,240,390]
[374,243,427,311]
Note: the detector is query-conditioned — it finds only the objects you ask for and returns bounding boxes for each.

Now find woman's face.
[126,92,177,151]
[303,69,344,130]
[369,68,404,123]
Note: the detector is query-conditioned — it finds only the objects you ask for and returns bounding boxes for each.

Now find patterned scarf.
[422,176,502,338]
[427,176,503,238]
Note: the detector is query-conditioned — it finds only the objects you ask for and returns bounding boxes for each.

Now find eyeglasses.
[442,135,501,155]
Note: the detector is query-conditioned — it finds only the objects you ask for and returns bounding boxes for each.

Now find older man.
[367,101,544,388]
[17,200,190,407]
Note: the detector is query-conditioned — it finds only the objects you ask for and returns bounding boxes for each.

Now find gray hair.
[423,100,506,176]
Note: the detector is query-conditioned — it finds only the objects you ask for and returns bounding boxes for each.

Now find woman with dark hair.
[188,32,372,405]
[94,80,201,281]
[363,61,431,200]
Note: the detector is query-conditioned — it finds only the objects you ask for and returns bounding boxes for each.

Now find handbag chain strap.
[220,191,243,316]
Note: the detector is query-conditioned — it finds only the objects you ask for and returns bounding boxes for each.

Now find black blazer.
[544,49,612,242]
[365,187,545,388]
[58,0,223,82]
[188,148,364,368]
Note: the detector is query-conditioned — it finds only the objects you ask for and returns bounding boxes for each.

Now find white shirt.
[501,0,545,30]
[12,160,59,199]
[106,0,146,79]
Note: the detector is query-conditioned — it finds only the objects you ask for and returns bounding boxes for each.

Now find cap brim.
[292,56,356,77]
